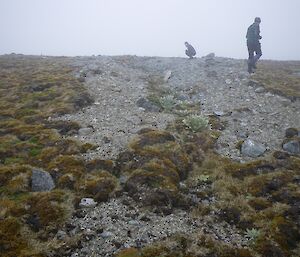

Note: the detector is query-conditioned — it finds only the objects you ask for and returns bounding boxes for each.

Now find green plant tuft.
[159,95,176,112]
[244,228,261,244]
[183,114,210,132]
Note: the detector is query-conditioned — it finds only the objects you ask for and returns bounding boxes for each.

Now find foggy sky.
[1,0,300,60]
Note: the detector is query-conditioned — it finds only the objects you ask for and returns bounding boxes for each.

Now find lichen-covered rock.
[31,168,55,192]
[241,139,267,157]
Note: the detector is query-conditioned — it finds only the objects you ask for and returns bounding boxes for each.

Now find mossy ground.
[1,56,299,257]
[253,60,300,99]
[115,62,300,257]
[0,55,117,256]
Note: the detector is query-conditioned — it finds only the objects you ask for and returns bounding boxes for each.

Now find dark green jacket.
[246,23,261,43]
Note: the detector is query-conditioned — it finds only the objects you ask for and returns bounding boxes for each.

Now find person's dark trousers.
[247,41,262,72]
[185,49,195,59]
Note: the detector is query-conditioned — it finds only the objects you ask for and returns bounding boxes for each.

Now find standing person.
[184,42,196,59]
[246,17,262,73]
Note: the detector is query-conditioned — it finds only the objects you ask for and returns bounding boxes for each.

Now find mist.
[1,0,300,60]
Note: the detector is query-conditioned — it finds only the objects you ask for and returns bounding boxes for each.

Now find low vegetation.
[0,56,299,257]
[0,55,116,256]
[253,60,300,99]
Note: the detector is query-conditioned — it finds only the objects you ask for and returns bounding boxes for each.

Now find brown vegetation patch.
[253,60,300,99]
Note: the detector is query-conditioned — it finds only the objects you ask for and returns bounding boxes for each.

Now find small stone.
[79,198,97,208]
[112,239,123,249]
[65,223,76,232]
[140,215,151,222]
[56,230,67,240]
[163,70,172,82]
[283,140,300,154]
[83,229,96,241]
[119,175,128,184]
[254,87,265,93]
[214,111,225,116]
[128,220,140,226]
[225,79,232,85]
[285,128,298,138]
[206,53,215,58]
[176,94,189,101]
[31,169,55,192]
[241,139,267,157]
[100,231,114,238]
[111,214,119,220]
[96,227,104,234]
[74,209,86,218]
[236,131,249,139]
[79,127,93,136]
[103,136,112,143]
[136,97,160,112]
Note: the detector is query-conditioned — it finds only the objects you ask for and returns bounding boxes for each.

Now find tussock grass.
[253,60,300,99]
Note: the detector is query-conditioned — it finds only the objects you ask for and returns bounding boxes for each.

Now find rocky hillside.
[0,54,299,257]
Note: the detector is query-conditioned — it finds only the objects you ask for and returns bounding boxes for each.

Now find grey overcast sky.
[1,0,300,60]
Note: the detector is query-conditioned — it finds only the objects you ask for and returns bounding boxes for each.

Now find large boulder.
[31,169,55,192]
[241,139,267,157]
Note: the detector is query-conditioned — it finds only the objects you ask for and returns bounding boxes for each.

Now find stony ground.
[60,55,300,162]
[55,55,300,257]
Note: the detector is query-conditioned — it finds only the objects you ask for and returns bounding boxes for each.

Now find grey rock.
[128,220,140,226]
[31,169,55,192]
[163,70,172,82]
[136,97,160,112]
[100,231,114,238]
[83,229,97,241]
[214,111,226,116]
[254,87,265,93]
[225,79,232,85]
[241,139,267,157]
[285,128,298,138]
[206,53,215,58]
[103,136,112,144]
[79,127,93,136]
[56,230,67,240]
[79,198,97,208]
[283,140,300,154]
[119,175,128,185]
[176,94,190,101]
[236,131,249,139]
